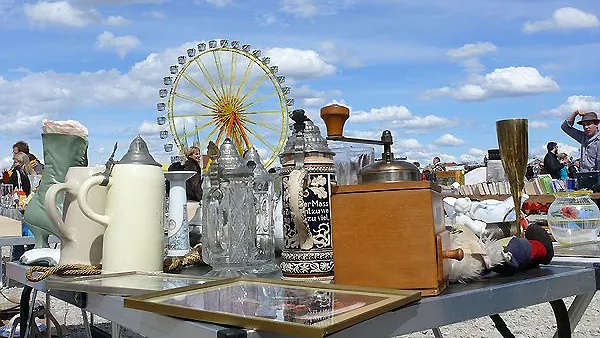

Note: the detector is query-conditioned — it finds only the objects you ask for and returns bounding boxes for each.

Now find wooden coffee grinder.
[321,104,464,296]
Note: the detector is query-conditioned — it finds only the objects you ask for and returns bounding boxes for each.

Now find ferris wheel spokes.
[180,72,219,106]
[173,91,216,111]
[194,57,222,98]
[179,118,217,140]
[212,50,228,97]
[240,110,281,115]
[240,123,277,152]
[171,112,216,118]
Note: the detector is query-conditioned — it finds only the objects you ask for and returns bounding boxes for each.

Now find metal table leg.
[111,323,121,338]
[24,288,38,338]
[46,292,51,338]
[553,292,596,338]
[82,310,92,338]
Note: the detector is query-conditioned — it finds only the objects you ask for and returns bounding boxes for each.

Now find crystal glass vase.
[201,139,257,277]
[547,191,600,244]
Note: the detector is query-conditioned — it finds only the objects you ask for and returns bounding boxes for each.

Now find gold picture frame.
[124,276,420,338]
[47,271,213,296]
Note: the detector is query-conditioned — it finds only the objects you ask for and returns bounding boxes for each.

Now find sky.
[1,0,599,169]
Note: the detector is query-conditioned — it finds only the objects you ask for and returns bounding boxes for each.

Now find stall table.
[5,262,598,338]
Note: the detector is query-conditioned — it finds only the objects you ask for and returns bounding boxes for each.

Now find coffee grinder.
[321,104,464,296]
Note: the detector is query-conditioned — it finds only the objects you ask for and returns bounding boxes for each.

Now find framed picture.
[47,271,213,296]
[124,277,420,338]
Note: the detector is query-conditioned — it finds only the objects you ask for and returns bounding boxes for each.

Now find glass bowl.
[547,191,600,244]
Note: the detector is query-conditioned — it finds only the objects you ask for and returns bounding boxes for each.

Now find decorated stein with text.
[279,109,335,281]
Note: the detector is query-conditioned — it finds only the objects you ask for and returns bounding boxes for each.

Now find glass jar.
[547,191,600,244]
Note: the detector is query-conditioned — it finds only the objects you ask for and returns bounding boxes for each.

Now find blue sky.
[1,0,599,169]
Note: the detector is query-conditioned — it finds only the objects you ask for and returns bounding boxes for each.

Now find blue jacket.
[561,120,600,172]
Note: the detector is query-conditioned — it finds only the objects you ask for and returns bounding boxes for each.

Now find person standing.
[557,153,570,180]
[543,142,562,179]
[182,146,203,202]
[12,141,44,175]
[561,110,600,172]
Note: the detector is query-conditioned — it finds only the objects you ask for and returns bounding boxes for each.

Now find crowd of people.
[537,109,600,182]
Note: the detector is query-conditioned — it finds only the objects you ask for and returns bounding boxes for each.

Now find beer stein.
[201,139,256,276]
[279,109,335,281]
[78,136,165,273]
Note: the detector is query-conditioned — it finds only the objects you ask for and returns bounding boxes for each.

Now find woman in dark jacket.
[182,146,203,201]
[5,152,33,196]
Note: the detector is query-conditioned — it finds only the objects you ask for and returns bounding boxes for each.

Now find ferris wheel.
[156,38,293,168]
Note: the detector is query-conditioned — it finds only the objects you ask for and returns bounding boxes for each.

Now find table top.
[5,263,598,338]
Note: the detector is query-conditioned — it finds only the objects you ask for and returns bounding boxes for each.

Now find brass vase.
[496,119,528,238]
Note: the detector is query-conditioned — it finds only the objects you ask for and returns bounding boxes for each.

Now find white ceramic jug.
[44,166,107,265]
[77,136,165,273]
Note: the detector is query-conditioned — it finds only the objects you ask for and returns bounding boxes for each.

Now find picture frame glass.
[149,280,395,328]
[71,274,206,290]
[48,272,212,296]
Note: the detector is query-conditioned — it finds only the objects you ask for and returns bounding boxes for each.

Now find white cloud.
[24,1,100,27]
[460,154,481,163]
[393,115,454,131]
[74,0,167,3]
[396,138,422,149]
[256,12,277,26]
[447,42,498,59]
[524,7,599,33]
[468,148,486,156]
[446,42,497,74]
[435,133,465,146]
[95,31,141,58]
[0,111,47,135]
[424,67,559,101]
[350,105,412,122]
[266,48,336,79]
[197,0,233,7]
[144,10,165,19]
[292,85,341,108]
[104,15,129,25]
[542,95,600,117]
[0,156,12,170]
[281,0,319,18]
[320,41,363,67]
[529,120,550,129]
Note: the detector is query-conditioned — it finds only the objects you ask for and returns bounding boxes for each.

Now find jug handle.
[288,168,314,250]
[44,182,75,241]
[77,175,109,227]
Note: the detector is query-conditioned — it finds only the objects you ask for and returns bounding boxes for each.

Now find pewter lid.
[219,138,252,177]
[119,135,161,166]
[281,114,334,157]
[358,159,421,184]
[243,147,273,182]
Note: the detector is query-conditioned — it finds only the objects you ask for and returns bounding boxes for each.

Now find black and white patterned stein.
[279,109,335,281]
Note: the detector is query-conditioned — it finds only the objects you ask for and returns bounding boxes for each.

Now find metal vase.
[165,171,196,256]
[496,119,528,238]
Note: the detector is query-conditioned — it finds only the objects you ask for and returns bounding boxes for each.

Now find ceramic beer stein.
[44,166,107,265]
[77,136,165,273]
[279,109,336,281]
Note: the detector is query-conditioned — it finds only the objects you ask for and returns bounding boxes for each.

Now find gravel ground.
[1,287,599,338]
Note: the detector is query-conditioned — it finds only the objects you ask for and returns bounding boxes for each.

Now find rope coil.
[26,264,102,282]
[163,244,204,273]
[25,244,205,281]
